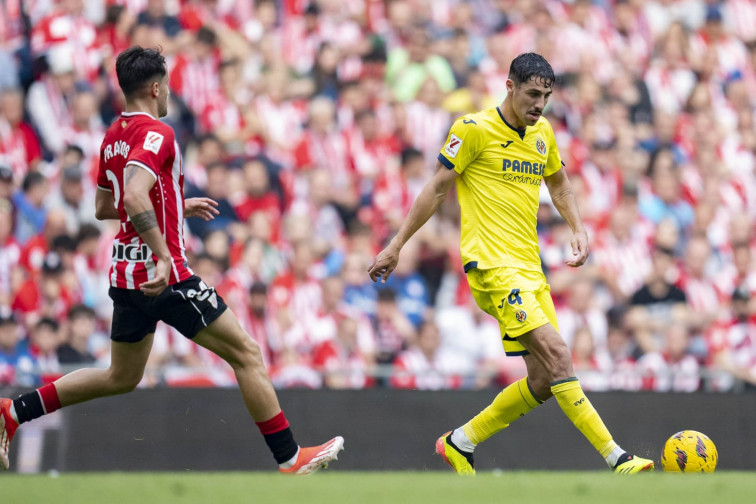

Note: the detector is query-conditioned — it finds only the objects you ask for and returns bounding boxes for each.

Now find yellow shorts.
[466,266,558,356]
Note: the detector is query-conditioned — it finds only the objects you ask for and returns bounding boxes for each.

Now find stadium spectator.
[604,311,641,392]
[169,26,221,117]
[636,324,701,392]
[185,161,239,239]
[0,164,13,200]
[12,251,74,326]
[556,276,609,352]
[391,319,464,390]
[0,309,33,387]
[571,326,612,392]
[0,0,754,393]
[627,245,689,356]
[708,286,756,391]
[371,288,415,366]
[0,88,42,178]
[234,158,282,225]
[434,294,506,388]
[28,317,62,385]
[341,251,377,317]
[314,316,376,389]
[0,197,20,306]
[386,27,456,102]
[380,238,430,329]
[639,149,695,232]
[26,44,79,156]
[57,304,99,365]
[12,171,48,245]
[48,164,98,235]
[293,168,345,260]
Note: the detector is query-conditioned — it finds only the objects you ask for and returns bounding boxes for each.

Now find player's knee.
[550,349,574,381]
[527,375,553,400]
[108,369,143,394]
[225,337,264,370]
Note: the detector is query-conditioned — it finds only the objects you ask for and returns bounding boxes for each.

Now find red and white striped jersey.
[725,0,756,43]
[96,112,193,289]
[0,0,25,50]
[0,237,20,304]
[592,226,653,299]
[30,12,100,82]
[169,52,220,117]
[0,119,42,180]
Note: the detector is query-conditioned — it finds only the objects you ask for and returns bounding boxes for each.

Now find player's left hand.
[140,258,171,296]
[564,228,589,267]
[368,245,401,283]
[185,197,219,221]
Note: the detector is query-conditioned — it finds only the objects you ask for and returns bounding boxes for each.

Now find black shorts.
[108,275,228,343]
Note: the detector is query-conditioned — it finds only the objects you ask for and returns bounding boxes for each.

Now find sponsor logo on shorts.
[515,309,527,322]
[186,282,219,309]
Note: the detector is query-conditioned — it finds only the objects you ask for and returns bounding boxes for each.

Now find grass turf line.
[2,471,755,504]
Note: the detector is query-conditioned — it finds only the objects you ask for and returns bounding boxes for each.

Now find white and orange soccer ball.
[661,430,718,473]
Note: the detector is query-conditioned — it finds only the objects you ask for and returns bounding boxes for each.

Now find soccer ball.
[661,430,718,473]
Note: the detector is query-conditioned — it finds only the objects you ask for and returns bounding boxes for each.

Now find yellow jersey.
[437,106,563,273]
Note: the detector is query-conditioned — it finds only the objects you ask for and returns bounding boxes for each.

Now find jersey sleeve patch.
[444,134,463,159]
[143,131,165,155]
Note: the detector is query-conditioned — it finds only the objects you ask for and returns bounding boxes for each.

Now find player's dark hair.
[115,46,166,98]
[508,53,555,88]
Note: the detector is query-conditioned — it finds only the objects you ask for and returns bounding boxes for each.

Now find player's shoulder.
[129,116,175,153]
[452,108,496,128]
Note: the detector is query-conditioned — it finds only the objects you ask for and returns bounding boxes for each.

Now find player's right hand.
[140,259,171,296]
[368,245,400,284]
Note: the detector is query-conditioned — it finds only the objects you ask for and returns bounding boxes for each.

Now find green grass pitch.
[2,471,755,504]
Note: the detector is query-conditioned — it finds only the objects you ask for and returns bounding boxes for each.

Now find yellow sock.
[462,377,542,445]
[551,378,617,458]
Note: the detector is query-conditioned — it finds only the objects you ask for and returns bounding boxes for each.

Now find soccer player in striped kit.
[1,47,343,474]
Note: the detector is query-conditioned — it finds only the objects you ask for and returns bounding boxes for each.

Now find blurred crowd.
[1,0,755,392]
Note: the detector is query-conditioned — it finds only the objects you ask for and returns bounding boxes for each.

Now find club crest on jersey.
[515,309,527,323]
[444,134,463,158]
[536,138,546,155]
[121,120,127,128]
[143,131,164,154]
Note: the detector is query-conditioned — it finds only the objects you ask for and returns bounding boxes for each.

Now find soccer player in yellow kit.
[368,53,653,474]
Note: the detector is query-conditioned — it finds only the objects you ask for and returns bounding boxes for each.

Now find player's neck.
[500,99,527,131]
[123,99,158,119]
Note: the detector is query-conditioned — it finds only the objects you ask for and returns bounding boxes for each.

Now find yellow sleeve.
[437,116,481,174]
[543,120,563,177]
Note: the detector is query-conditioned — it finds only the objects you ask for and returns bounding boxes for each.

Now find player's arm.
[368,161,457,283]
[122,163,172,296]
[543,168,589,267]
[94,187,120,220]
